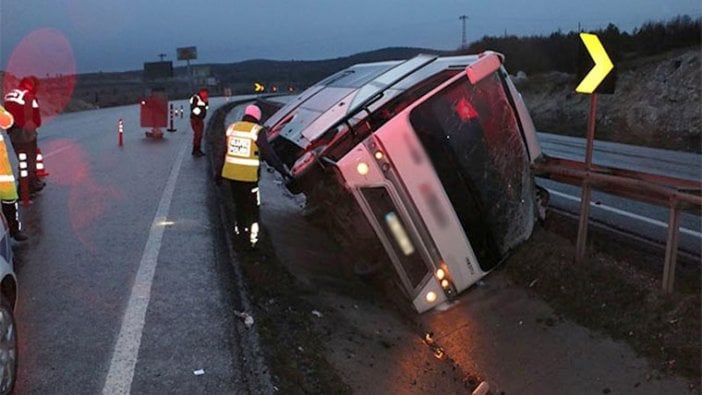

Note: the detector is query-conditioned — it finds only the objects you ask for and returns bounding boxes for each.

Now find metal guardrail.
[533,154,702,293]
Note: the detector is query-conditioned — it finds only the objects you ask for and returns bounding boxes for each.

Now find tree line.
[465,15,701,74]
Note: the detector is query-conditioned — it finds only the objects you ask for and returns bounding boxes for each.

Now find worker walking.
[189,88,209,157]
[3,76,45,197]
[0,105,27,241]
[217,104,290,249]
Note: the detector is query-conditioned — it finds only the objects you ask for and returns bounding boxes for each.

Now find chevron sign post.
[574,32,616,264]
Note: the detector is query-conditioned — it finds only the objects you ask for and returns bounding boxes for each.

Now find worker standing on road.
[3,76,45,198]
[217,104,290,249]
[0,105,27,241]
[189,88,209,157]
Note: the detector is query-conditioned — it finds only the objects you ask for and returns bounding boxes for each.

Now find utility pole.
[459,15,468,49]
[158,53,167,61]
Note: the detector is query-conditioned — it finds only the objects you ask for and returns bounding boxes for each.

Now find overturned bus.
[265,52,547,313]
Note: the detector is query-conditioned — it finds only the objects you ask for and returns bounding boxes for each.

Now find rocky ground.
[503,215,700,382]
[515,47,701,153]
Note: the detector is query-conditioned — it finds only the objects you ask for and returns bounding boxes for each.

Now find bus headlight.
[435,262,457,298]
[425,291,437,303]
[356,162,369,175]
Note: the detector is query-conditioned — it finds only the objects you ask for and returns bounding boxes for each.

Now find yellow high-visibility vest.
[0,134,17,201]
[222,121,262,182]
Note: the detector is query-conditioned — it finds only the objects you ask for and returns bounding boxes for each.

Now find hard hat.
[19,76,39,91]
[244,104,261,122]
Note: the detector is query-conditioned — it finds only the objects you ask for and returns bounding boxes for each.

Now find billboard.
[143,61,173,80]
[177,46,197,61]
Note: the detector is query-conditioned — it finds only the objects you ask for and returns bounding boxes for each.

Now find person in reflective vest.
[0,106,27,241]
[218,104,290,248]
[3,76,45,197]
[189,88,208,157]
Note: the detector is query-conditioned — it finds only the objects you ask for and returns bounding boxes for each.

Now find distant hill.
[35,46,448,109]
[209,47,449,87]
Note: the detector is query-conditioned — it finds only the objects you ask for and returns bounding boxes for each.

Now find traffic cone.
[36,148,49,177]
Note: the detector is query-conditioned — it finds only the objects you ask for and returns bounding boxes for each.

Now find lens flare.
[3,28,76,124]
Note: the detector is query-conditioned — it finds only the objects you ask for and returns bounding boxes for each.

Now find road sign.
[143,61,173,80]
[254,82,265,92]
[576,33,614,94]
[177,46,197,61]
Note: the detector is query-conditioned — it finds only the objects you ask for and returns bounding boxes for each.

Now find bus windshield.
[408,72,533,270]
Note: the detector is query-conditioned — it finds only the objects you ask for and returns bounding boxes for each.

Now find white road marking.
[102,139,188,394]
[549,189,702,239]
[42,144,72,158]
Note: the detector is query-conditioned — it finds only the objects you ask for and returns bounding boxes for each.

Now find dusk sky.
[1,0,700,75]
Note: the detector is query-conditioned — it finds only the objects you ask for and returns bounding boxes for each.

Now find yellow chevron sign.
[576,33,614,94]
[254,82,265,92]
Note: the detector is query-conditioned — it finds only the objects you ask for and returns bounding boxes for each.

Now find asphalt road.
[11,97,263,394]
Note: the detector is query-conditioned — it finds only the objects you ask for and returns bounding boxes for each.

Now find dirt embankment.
[503,214,700,383]
[515,47,701,153]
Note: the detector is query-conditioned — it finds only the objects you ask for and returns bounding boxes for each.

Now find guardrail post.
[662,199,681,293]
[575,181,592,264]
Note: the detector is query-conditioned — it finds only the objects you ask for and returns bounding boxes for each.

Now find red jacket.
[3,88,41,129]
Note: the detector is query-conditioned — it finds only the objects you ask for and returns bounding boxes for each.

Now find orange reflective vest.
[221,121,262,182]
[0,134,18,201]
